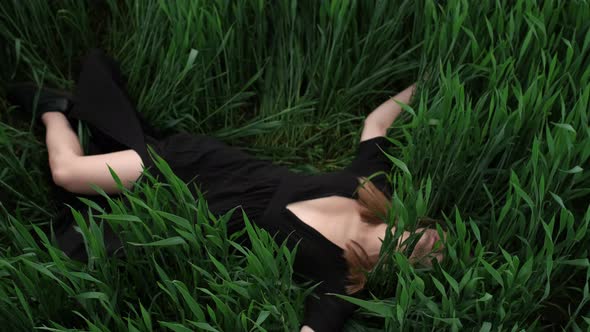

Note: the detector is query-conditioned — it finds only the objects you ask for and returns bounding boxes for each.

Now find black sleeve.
[344,136,393,196]
[301,291,357,332]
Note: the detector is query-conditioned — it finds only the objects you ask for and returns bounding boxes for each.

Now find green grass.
[0,0,589,331]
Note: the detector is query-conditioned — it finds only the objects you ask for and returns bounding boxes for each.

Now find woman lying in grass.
[8,49,445,332]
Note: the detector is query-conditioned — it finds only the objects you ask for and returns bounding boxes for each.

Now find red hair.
[343,177,443,294]
[343,177,391,294]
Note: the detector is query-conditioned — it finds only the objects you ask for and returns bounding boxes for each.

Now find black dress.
[52,49,393,332]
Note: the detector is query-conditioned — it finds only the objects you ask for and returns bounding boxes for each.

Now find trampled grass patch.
[0,0,589,331]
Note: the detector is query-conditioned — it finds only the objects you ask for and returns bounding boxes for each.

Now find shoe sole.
[7,82,74,101]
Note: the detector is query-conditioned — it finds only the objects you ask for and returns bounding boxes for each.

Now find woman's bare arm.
[300,325,314,332]
[360,83,416,141]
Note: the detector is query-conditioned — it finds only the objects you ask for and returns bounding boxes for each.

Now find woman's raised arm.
[360,83,416,142]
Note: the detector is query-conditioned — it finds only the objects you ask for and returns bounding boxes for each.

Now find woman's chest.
[260,171,358,227]
[286,196,361,250]
[257,171,358,279]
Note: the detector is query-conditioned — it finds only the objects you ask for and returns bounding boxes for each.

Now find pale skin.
[41,83,442,332]
[41,112,144,195]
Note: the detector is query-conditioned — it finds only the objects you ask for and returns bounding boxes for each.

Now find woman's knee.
[49,156,73,189]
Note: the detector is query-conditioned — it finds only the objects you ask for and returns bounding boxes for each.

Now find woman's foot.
[41,111,69,127]
[7,82,73,119]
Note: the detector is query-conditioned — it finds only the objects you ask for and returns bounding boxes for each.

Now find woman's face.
[407,227,445,267]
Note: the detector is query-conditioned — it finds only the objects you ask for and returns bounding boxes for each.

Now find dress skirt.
[50,49,291,262]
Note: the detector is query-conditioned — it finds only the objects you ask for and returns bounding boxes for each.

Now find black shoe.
[7,82,74,118]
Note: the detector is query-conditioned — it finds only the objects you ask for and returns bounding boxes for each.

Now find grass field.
[1,0,589,331]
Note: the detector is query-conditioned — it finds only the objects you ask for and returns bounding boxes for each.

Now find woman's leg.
[42,112,144,195]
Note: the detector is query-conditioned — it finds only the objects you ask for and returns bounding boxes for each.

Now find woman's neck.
[357,221,413,257]
[355,222,389,257]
